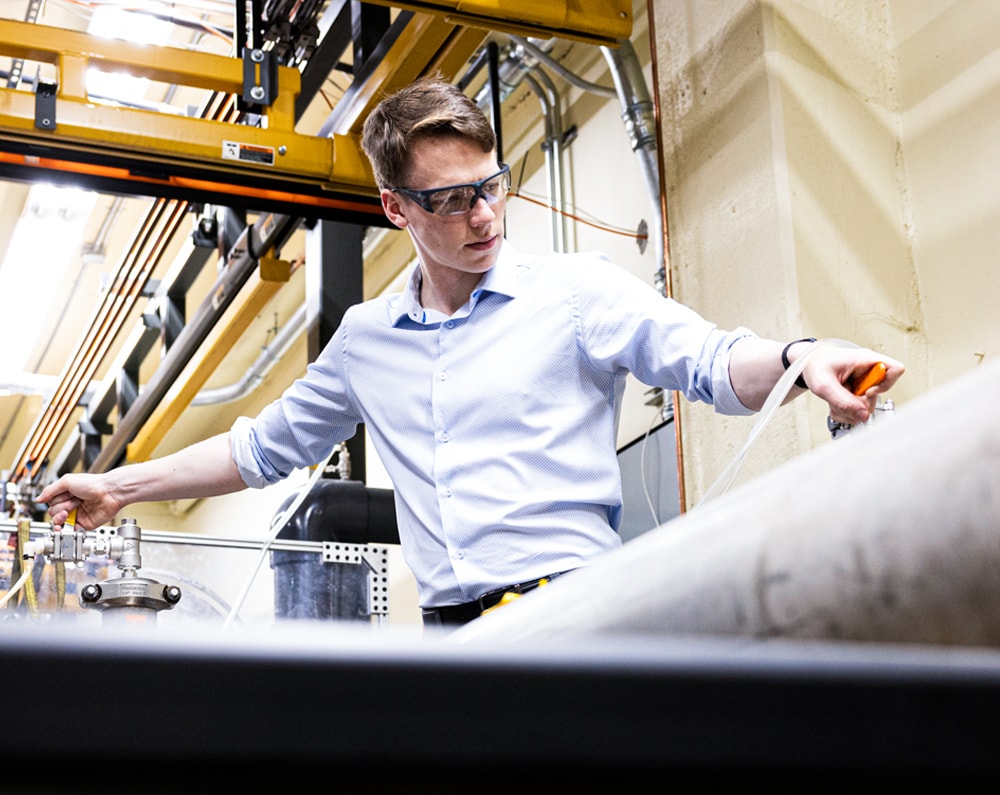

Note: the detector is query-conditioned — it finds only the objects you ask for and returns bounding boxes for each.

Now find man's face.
[380,136,506,278]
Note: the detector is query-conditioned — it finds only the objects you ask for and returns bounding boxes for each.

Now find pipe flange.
[79,577,182,612]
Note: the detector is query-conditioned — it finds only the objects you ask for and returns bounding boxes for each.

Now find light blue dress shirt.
[231,241,755,607]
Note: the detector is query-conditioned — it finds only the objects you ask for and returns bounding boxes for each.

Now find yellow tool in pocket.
[480,578,549,616]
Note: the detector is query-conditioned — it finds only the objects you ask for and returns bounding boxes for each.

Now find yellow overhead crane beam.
[361,0,633,46]
[0,18,379,217]
[0,3,631,212]
[330,14,493,137]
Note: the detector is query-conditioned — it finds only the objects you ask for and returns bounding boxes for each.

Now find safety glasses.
[391,163,511,216]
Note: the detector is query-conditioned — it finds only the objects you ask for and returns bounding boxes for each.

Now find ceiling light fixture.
[0,183,97,375]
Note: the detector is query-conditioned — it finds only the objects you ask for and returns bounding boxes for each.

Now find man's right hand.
[37,473,122,531]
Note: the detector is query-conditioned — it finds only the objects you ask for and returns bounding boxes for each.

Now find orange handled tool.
[830,362,889,440]
[850,362,887,396]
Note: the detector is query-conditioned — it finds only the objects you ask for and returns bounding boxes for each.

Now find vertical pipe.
[601,39,664,294]
[522,68,566,252]
[487,40,504,163]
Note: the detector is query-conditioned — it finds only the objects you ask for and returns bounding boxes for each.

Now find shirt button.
[454,549,465,560]
[438,372,447,381]
[440,432,450,442]
[445,320,455,329]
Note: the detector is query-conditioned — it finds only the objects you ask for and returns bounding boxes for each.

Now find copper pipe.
[643,0,685,514]
[13,199,187,480]
[12,92,247,482]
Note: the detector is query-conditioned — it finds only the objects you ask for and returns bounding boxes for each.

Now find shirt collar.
[391,240,519,326]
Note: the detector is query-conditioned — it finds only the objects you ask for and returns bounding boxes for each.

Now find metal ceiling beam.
[318,12,489,137]
[0,18,383,220]
[125,253,300,463]
[359,0,633,46]
[85,212,302,473]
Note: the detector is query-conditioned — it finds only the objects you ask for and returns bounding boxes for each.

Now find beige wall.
[652,0,996,506]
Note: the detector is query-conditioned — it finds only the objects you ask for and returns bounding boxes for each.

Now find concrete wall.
[652,0,996,506]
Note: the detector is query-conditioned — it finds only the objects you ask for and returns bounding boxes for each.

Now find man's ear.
[381,188,408,229]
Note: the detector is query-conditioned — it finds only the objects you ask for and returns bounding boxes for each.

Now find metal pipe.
[192,303,307,406]
[471,40,568,252]
[521,68,567,252]
[509,35,617,98]
[601,38,665,294]
[0,518,328,554]
[87,213,302,473]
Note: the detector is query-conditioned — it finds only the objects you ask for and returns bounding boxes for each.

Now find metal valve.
[37,518,182,626]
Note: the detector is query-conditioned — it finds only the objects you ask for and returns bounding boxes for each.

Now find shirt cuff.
[712,329,757,416]
[230,416,275,489]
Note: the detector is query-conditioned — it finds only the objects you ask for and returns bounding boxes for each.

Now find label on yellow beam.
[223,141,276,167]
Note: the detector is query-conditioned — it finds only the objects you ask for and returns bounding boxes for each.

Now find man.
[39,77,904,626]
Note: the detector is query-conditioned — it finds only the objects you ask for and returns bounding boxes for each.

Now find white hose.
[0,558,31,608]
[697,338,857,507]
[221,453,335,633]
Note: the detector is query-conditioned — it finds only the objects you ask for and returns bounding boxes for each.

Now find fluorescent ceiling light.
[0,184,97,375]
[86,3,174,102]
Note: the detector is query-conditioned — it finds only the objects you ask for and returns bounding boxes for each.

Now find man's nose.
[468,194,498,224]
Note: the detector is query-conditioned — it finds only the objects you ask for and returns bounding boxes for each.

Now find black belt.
[422,571,570,627]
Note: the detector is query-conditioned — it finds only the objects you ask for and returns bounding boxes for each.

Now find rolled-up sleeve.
[230,415,283,488]
[708,330,757,416]
[228,317,364,489]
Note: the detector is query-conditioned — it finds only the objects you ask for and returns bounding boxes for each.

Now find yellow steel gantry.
[0,3,632,214]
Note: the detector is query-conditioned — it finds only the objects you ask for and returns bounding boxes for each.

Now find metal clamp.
[242,47,277,108]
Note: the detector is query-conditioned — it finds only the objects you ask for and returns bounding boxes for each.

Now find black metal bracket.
[34,77,56,131]
[242,47,278,110]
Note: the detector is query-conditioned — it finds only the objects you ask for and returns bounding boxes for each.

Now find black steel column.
[304,219,366,480]
[275,219,374,623]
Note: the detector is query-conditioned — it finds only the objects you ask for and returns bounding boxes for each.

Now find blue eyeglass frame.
[391,163,511,215]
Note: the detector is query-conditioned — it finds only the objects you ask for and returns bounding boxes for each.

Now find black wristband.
[781,337,817,389]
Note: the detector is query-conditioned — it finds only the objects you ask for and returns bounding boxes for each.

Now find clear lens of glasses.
[426,169,511,215]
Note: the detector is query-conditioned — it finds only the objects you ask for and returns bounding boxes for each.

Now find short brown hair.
[361,76,497,189]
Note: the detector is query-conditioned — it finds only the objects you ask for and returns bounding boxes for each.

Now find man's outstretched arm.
[37,432,247,530]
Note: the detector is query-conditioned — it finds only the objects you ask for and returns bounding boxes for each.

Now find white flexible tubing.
[0,557,32,609]
[0,540,44,608]
[221,453,335,633]
[696,338,858,507]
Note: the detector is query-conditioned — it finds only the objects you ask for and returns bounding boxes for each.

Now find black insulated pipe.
[270,478,398,621]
